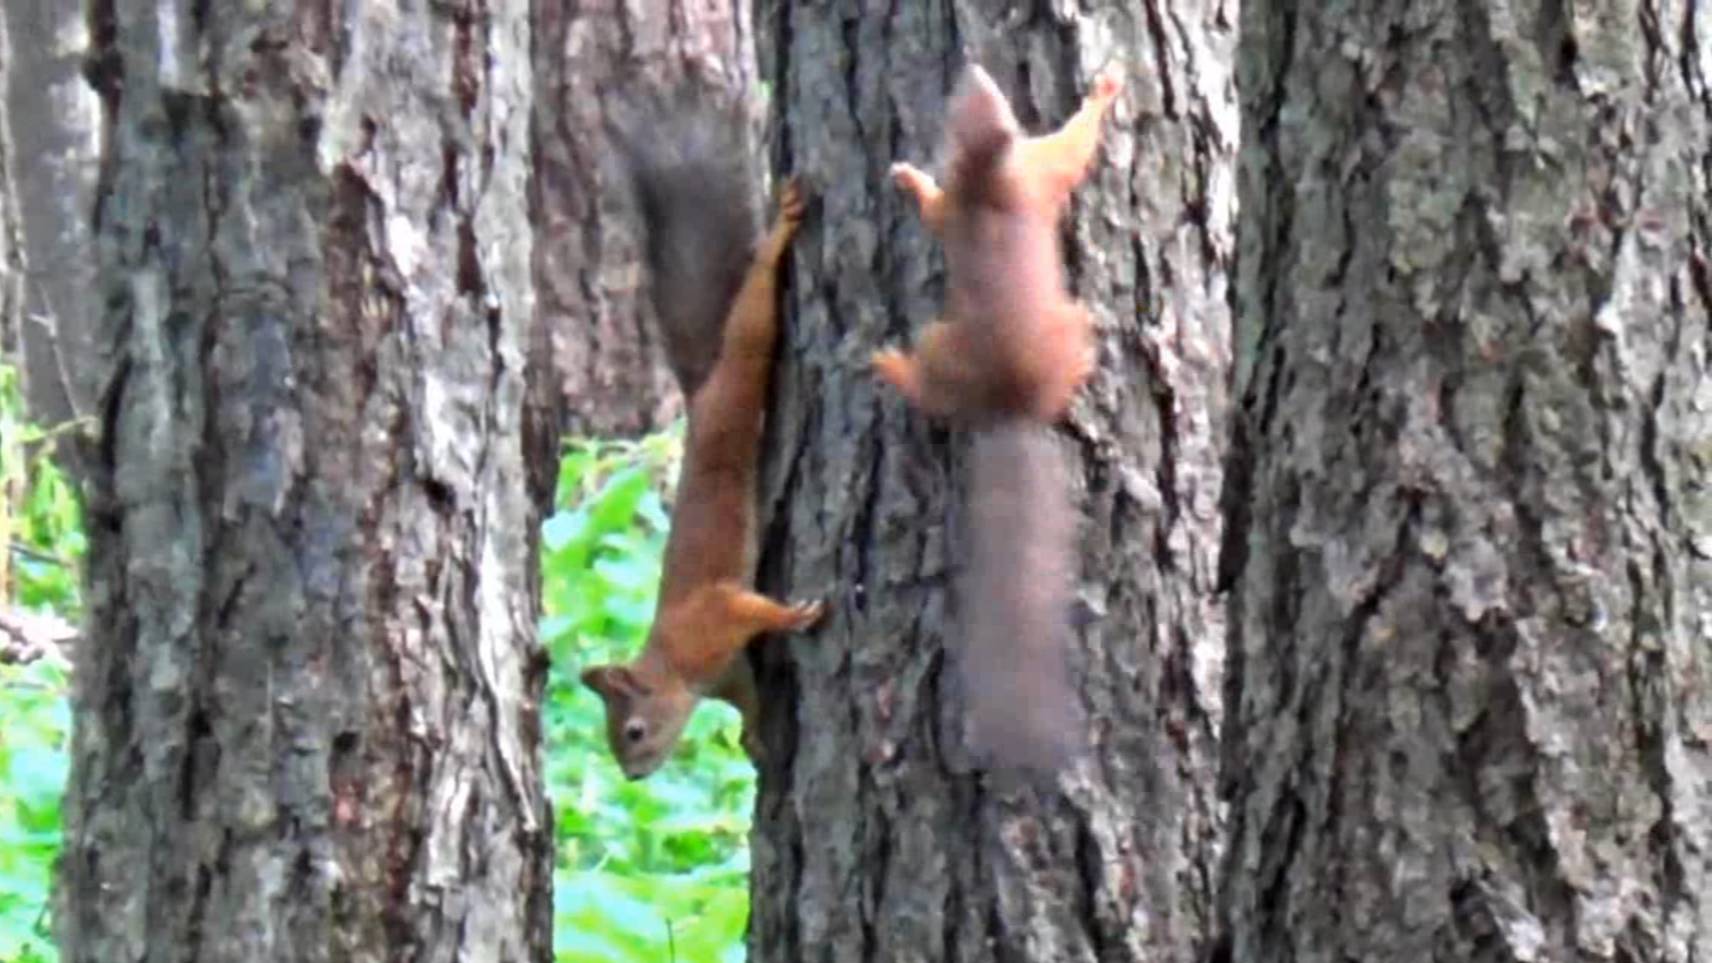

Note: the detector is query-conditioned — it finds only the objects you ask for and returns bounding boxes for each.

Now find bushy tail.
[610,91,759,397]
[956,422,1084,773]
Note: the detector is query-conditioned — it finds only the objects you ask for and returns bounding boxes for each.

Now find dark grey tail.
[956,423,1085,773]
[610,90,759,398]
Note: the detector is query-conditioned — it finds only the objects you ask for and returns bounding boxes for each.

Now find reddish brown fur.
[582,180,823,780]
[874,64,1122,424]
[875,64,1124,774]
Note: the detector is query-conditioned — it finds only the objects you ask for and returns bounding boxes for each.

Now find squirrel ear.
[580,665,619,697]
[581,665,641,699]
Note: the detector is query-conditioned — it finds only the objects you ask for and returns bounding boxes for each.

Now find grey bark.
[1220,0,1712,960]
[749,2,1235,960]
[4,0,101,436]
[0,7,22,364]
[55,3,553,961]
[534,0,762,436]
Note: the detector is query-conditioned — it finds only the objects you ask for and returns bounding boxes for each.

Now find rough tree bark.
[1221,0,1712,959]
[534,0,763,436]
[0,7,21,363]
[749,2,1235,960]
[55,3,553,960]
[3,0,102,437]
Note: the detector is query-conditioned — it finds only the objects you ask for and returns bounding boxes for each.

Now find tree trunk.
[534,0,763,436]
[749,3,1236,960]
[55,4,553,960]
[0,6,22,364]
[3,0,102,438]
[1220,1,1712,959]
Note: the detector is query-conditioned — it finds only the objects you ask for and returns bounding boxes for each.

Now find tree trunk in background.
[750,2,1235,960]
[534,0,762,436]
[1220,1,1712,959]
[4,0,102,439]
[56,3,553,960]
[0,8,21,364]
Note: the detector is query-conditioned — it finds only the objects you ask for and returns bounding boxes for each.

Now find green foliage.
[0,365,85,616]
[542,425,755,960]
[0,362,79,960]
[0,659,67,963]
[0,381,754,960]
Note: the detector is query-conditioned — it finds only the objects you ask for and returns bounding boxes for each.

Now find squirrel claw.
[1091,64,1124,101]
[777,178,808,224]
[871,347,908,372]
[870,348,919,400]
[889,162,933,198]
[787,599,826,629]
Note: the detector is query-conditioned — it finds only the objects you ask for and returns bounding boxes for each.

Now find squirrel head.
[944,64,1028,210]
[947,64,1020,157]
[580,663,696,779]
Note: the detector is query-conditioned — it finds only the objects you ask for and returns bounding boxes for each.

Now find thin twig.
[8,540,70,568]
[0,605,76,665]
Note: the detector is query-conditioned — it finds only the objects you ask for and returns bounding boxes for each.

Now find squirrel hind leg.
[872,347,930,410]
[1021,302,1095,422]
[873,320,989,420]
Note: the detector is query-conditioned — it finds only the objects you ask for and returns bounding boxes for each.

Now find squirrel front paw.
[777,177,808,225]
[1090,63,1124,101]
[888,162,935,202]
[785,599,826,630]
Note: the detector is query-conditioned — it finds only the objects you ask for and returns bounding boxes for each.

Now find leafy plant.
[0,362,79,960]
[0,365,85,617]
[0,659,67,962]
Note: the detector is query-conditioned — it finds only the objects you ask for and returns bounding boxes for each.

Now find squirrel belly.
[581,92,823,780]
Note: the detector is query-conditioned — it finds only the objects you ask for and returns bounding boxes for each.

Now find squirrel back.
[611,93,760,398]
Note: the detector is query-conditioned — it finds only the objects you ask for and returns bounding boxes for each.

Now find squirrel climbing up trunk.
[878,63,1123,772]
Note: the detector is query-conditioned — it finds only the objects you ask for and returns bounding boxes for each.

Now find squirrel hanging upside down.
[878,63,1124,772]
[581,91,821,780]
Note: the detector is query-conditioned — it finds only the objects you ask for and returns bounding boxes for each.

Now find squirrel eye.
[623,720,647,744]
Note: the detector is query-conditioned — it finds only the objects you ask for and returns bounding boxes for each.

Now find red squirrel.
[877,64,1123,771]
[874,63,1122,424]
[582,93,821,779]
